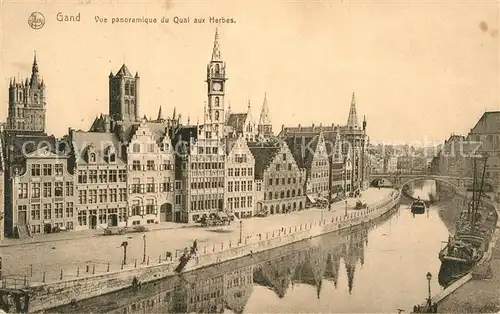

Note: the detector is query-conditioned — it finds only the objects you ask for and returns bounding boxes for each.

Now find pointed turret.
[172,107,177,121]
[258,93,273,137]
[362,115,367,131]
[109,71,114,78]
[346,92,359,128]
[211,27,221,61]
[157,106,164,122]
[30,52,40,87]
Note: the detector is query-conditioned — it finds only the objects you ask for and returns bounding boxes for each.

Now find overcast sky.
[0,1,498,145]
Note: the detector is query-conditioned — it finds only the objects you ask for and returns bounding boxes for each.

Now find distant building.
[248,140,307,215]
[225,101,258,142]
[285,131,331,203]
[279,92,369,195]
[224,136,255,219]
[6,54,46,133]
[5,134,76,237]
[466,111,499,196]
[257,93,273,138]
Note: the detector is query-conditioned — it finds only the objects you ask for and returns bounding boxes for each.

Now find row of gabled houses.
[0,30,370,239]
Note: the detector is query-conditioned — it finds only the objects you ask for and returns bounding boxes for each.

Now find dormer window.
[86,144,98,164]
[133,143,140,153]
[105,146,116,163]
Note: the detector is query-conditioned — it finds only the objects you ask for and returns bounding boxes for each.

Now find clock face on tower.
[212,82,222,92]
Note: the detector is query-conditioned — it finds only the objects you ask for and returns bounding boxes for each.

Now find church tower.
[7,53,47,132]
[109,64,140,122]
[346,92,359,129]
[257,92,273,137]
[204,28,227,139]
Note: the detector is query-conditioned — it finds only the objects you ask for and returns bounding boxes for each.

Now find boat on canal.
[438,157,493,284]
[410,198,426,214]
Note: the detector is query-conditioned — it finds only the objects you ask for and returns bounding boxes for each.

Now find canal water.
[49,181,461,314]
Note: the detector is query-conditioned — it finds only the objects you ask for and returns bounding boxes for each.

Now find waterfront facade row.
[1,30,371,237]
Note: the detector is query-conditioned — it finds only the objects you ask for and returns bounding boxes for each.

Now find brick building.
[224,136,255,219]
[248,140,306,215]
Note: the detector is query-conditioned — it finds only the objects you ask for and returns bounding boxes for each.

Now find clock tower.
[205,28,227,139]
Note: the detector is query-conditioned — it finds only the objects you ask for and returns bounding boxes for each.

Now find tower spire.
[157,106,164,121]
[346,92,359,128]
[211,28,221,61]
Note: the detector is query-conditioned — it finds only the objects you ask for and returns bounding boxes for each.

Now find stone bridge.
[369,173,495,192]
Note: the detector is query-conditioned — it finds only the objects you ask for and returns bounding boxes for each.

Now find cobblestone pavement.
[437,245,500,313]
[0,188,394,285]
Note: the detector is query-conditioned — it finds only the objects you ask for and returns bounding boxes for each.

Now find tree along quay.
[13,191,400,313]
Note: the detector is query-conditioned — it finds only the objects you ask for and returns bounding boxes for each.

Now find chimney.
[281,124,284,132]
[298,124,301,131]
[312,124,315,131]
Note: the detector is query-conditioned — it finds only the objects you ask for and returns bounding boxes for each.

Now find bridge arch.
[399,176,460,191]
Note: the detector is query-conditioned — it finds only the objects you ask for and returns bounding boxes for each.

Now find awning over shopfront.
[307,195,316,203]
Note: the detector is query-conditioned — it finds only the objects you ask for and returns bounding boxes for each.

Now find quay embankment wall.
[29,191,401,313]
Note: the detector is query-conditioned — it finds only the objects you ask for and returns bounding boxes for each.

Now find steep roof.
[470,111,500,135]
[72,131,125,165]
[114,64,133,77]
[227,113,248,133]
[248,142,281,180]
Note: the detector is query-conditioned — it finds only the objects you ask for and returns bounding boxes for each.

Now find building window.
[256,181,262,191]
[146,199,155,215]
[133,143,140,153]
[42,164,52,176]
[43,182,52,198]
[54,203,63,218]
[132,178,141,194]
[78,170,87,183]
[228,181,233,192]
[66,202,74,218]
[147,144,155,153]
[18,183,28,199]
[132,200,141,216]
[99,170,108,183]
[109,170,117,183]
[54,182,63,197]
[31,164,41,176]
[276,164,280,171]
[146,177,155,193]
[31,183,41,198]
[132,160,141,171]
[118,170,127,182]
[89,170,98,183]
[119,188,127,202]
[78,190,87,204]
[55,164,63,176]
[147,161,155,171]
[78,210,87,226]
[99,189,107,203]
[66,182,74,196]
[30,204,41,220]
[109,188,117,202]
[89,190,97,204]
[43,204,52,219]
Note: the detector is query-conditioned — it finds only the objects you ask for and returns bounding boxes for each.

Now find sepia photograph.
[0,1,498,313]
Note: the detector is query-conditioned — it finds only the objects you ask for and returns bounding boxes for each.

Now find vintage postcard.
[0,1,498,313]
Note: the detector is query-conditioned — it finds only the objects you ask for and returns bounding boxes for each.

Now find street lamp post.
[345,200,348,217]
[426,272,432,307]
[142,234,147,264]
[239,220,243,244]
[121,241,128,265]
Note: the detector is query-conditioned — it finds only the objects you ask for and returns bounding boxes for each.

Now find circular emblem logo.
[28,12,45,30]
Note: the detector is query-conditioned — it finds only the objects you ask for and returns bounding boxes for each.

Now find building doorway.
[108,214,118,227]
[44,223,51,234]
[90,215,97,229]
[175,211,181,223]
[18,211,27,224]
[160,203,173,222]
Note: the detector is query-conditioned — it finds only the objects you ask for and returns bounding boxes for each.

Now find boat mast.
[469,159,476,221]
[474,157,488,218]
